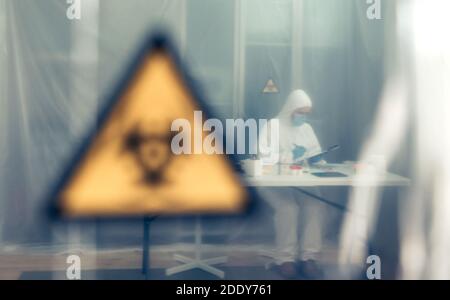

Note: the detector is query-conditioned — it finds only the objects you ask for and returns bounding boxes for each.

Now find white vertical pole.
[54,0,100,279]
[69,0,100,138]
[233,0,246,118]
[291,0,303,90]
[178,0,187,56]
[0,0,6,245]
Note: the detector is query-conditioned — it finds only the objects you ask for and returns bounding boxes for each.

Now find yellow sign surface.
[56,46,247,217]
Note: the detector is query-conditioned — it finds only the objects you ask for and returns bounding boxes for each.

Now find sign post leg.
[142,216,150,278]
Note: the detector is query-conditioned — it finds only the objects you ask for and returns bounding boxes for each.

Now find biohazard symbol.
[123,122,175,186]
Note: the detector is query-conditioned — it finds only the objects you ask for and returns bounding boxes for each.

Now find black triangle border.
[46,31,258,221]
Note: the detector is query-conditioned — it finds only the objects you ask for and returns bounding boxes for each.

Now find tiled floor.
[0,247,339,280]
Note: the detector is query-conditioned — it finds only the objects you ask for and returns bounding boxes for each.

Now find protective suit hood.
[277,90,312,124]
[259,89,322,165]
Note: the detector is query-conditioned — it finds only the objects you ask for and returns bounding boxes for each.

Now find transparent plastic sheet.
[0,0,186,246]
[0,0,6,243]
[0,0,410,278]
[338,0,450,279]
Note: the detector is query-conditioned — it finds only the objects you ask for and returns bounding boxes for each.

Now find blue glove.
[292,145,307,160]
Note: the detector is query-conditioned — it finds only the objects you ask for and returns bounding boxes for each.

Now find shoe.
[298,259,324,279]
[274,262,298,279]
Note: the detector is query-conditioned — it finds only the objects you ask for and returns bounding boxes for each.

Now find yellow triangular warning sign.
[262,79,279,94]
[50,35,248,218]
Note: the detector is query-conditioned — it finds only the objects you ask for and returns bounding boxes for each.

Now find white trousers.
[261,187,324,265]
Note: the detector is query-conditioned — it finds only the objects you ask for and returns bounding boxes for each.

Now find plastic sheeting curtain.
[0,0,6,243]
[0,0,186,245]
[339,0,450,279]
[0,0,389,257]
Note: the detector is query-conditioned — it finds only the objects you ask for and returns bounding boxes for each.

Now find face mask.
[292,114,307,127]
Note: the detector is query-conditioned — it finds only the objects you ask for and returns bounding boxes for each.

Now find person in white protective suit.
[259,89,325,279]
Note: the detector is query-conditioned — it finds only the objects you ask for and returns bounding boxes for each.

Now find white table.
[245,163,410,268]
[165,164,409,278]
[244,163,410,218]
[244,164,410,187]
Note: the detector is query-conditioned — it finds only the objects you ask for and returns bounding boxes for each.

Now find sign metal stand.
[141,216,155,279]
[165,216,227,278]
